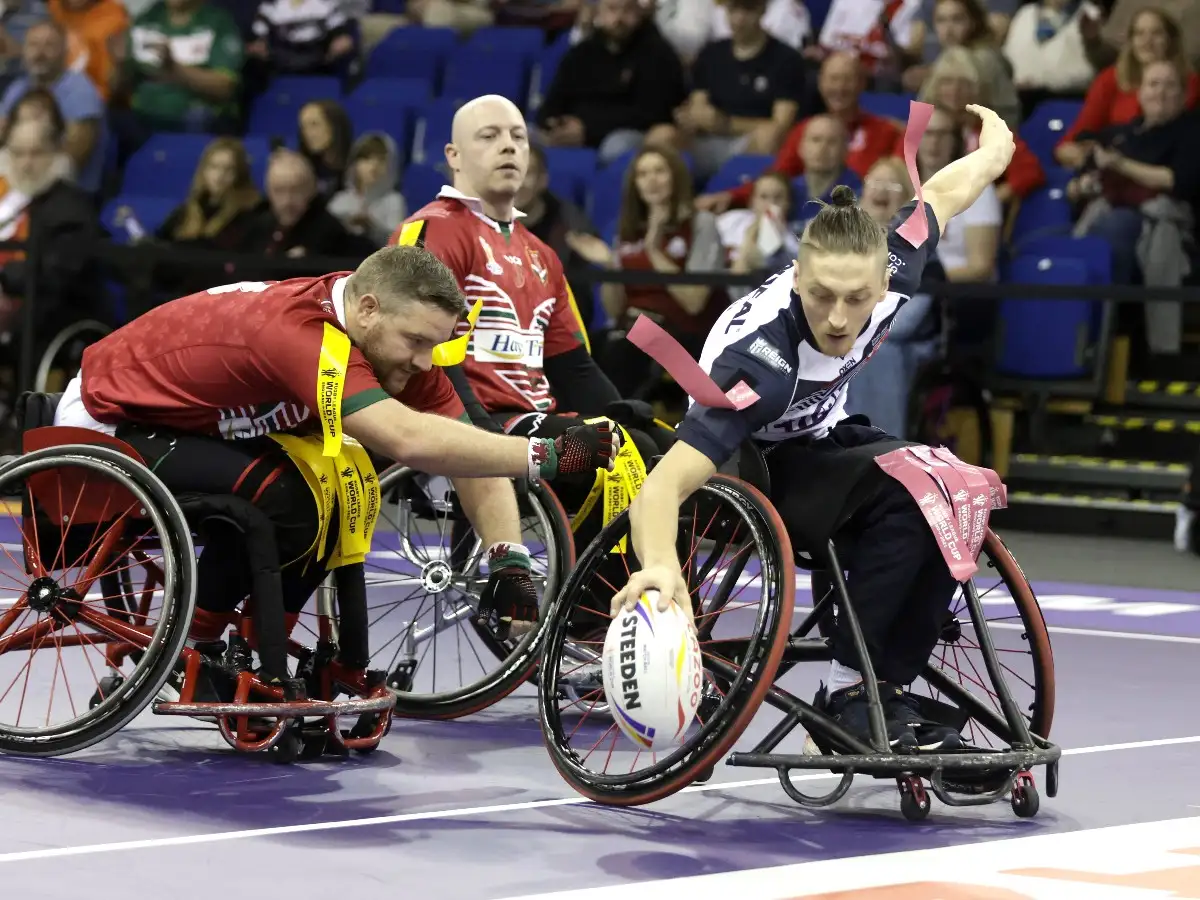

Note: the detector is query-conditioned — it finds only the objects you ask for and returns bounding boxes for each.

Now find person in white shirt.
[1003,0,1098,97]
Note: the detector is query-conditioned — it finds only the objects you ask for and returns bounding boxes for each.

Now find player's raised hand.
[529,420,622,480]
[965,104,1015,169]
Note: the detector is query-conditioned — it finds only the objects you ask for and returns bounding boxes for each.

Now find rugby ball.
[602,591,703,751]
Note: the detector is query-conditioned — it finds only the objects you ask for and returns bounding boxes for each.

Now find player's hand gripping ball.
[602,590,703,751]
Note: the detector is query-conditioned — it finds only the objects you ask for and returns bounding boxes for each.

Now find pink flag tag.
[894,100,935,248]
[627,315,760,410]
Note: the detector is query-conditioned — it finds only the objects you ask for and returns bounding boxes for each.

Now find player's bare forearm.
[345,402,531,478]
[629,442,717,571]
[920,105,1015,234]
[453,476,524,546]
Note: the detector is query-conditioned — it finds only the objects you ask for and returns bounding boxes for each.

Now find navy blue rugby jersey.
[674,200,941,466]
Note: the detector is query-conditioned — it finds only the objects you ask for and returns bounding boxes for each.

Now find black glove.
[529,420,620,480]
[475,543,538,641]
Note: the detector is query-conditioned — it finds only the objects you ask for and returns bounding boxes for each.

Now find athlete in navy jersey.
[614,104,1018,752]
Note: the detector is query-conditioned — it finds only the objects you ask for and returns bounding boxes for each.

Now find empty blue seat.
[1019,99,1084,168]
[543,147,597,207]
[588,165,628,228]
[365,41,449,86]
[858,91,916,121]
[410,99,457,165]
[1011,185,1072,243]
[441,49,528,107]
[242,136,274,190]
[1012,235,1112,285]
[343,78,433,165]
[247,75,342,137]
[464,26,545,57]
[403,162,449,209]
[102,195,179,242]
[705,153,773,193]
[120,133,214,196]
[996,254,1094,379]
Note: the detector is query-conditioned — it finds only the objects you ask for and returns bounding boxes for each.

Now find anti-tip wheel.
[899,778,931,822]
[1011,778,1040,818]
[271,725,304,764]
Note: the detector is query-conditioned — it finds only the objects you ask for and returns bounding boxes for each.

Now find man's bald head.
[444,93,529,216]
[266,149,316,228]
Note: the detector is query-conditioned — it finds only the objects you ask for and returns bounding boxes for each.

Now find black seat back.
[16,392,64,433]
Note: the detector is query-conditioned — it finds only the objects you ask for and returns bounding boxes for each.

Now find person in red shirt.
[1056,7,1200,169]
[54,245,619,681]
[696,52,902,213]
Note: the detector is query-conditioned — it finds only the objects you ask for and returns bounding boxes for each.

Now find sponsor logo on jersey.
[527,249,548,283]
[478,236,503,275]
[748,337,793,374]
[473,328,545,367]
[887,251,905,276]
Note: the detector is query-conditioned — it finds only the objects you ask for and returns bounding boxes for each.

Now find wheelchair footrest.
[726,744,1060,775]
[152,692,395,719]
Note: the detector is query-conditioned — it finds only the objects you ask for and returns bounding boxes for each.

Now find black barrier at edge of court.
[92,239,1200,304]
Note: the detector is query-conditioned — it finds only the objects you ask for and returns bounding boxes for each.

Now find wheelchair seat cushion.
[17,391,65,433]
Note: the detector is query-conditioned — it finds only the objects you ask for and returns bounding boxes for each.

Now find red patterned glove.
[527,420,620,481]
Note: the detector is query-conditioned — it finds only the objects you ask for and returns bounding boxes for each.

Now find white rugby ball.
[602,590,703,751]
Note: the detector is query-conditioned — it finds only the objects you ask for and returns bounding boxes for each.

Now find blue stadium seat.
[365,35,453,86]
[1011,185,1072,243]
[441,48,529,107]
[996,254,1094,379]
[247,75,342,138]
[588,165,628,230]
[1019,99,1084,168]
[343,78,433,166]
[543,147,597,207]
[805,0,834,32]
[102,195,179,242]
[403,162,449,210]
[120,133,214,196]
[705,153,773,193]
[411,99,457,165]
[1012,235,1112,285]
[858,91,915,121]
[374,0,406,11]
[464,26,545,57]
[242,136,274,190]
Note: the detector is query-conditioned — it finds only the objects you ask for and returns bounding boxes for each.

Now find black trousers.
[766,421,959,686]
[117,426,330,616]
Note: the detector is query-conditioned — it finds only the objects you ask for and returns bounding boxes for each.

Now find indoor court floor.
[2,530,1199,899]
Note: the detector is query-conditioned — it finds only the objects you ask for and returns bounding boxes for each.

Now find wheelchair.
[0,393,394,761]
[534,440,1061,821]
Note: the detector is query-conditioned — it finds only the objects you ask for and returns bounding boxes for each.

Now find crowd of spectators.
[0,0,1196,432]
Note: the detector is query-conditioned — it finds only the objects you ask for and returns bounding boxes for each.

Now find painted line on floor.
[990,621,1200,644]
[0,734,1197,864]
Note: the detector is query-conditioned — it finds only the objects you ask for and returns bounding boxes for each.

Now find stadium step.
[1124,380,1200,411]
[1007,454,1188,493]
[995,490,1178,540]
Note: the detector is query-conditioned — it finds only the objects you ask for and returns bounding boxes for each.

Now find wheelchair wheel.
[917,530,1055,746]
[537,473,795,806]
[34,320,112,394]
[304,465,573,719]
[0,444,196,756]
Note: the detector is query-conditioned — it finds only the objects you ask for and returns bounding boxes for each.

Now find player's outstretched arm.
[611,441,717,625]
[919,105,1016,238]
[344,397,616,481]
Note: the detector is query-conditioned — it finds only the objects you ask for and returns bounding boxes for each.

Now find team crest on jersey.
[527,249,548,284]
[478,237,503,275]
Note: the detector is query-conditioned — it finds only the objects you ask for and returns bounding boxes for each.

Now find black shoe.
[814,682,918,751]
[889,690,965,750]
[158,641,237,704]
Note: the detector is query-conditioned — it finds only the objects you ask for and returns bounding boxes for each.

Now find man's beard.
[360,326,417,396]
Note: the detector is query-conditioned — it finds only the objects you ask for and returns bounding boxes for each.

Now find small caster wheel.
[1011,777,1040,818]
[271,726,303,764]
[692,764,715,785]
[89,674,124,709]
[898,778,931,822]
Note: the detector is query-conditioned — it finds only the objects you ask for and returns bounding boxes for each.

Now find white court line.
[0,733,1198,865]
[989,620,1200,644]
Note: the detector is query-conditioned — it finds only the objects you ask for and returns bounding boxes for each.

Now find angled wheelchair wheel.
[537,473,795,806]
[34,320,112,394]
[0,444,196,756]
[301,465,574,719]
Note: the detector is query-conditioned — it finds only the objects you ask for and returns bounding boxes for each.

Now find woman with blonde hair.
[157,137,263,248]
[918,46,1044,201]
[566,143,727,397]
[1056,6,1200,168]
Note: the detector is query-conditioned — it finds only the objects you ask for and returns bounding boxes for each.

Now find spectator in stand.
[1069,60,1200,358]
[907,0,1016,60]
[918,104,1001,282]
[0,117,100,348]
[843,154,943,437]
[1101,0,1200,73]
[513,144,599,329]
[537,0,686,164]
[327,132,407,247]
[917,46,1045,201]
[242,149,376,259]
[403,0,493,32]
[297,98,352,199]
[111,0,243,155]
[1056,7,1200,169]
[156,136,262,250]
[803,0,923,87]
[245,0,357,88]
[716,170,799,286]
[0,87,66,147]
[49,0,130,102]
[565,144,726,395]
[0,0,48,76]
[0,20,105,193]
[711,0,811,51]
[900,0,1020,127]
[791,114,862,226]
[1002,0,1100,117]
[696,52,900,213]
[674,0,805,180]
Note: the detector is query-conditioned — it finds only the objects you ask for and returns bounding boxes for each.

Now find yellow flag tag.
[433,299,483,367]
